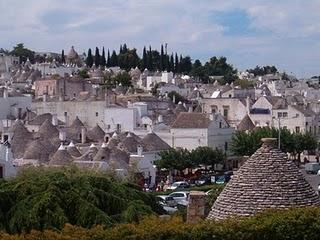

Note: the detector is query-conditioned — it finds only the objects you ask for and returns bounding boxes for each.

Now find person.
[159,180,164,191]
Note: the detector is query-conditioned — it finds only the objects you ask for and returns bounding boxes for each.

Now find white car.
[166,181,190,191]
[168,191,189,206]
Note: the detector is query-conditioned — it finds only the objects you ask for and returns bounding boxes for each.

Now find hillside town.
[2,0,320,238]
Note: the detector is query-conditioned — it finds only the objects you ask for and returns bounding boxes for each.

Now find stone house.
[170,112,234,152]
[200,97,248,127]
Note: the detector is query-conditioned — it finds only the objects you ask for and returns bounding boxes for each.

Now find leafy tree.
[0,167,161,234]
[234,79,255,88]
[118,48,140,70]
[94,47,100,67]
[79,69,89,78]
[101,47,106,67]
[168,91,185,104]
[190,147,225,169]
[156,148,191,172]
[113,72,132,87]
[85,48,93,68]
[179,56,192,74]
[247,65,278,76]
[10,43,35,63]
[231,127,318,159]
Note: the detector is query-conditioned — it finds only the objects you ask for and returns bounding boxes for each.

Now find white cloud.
[0,0,319,76]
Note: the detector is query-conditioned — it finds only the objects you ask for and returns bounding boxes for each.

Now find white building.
[0,54,19,73]
[170,112,234,153]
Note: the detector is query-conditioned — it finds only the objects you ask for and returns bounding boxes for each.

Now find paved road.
[301,168,320,192]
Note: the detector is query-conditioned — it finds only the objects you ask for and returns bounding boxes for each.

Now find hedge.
[1,207,320,240]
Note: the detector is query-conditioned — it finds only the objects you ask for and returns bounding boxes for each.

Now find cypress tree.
[147,46,152,70]
[123,43,128,53]
[142,46,147,70]
[101,47,106,67]
[170,54,174,72]
[160,44,164,71]
[110,50,118,67]
[119,44,123,54]
[86,48,93,68]
[61,49,65,63]
[107,49,110,67]
[174,53,179,73]
[94,47,100,66]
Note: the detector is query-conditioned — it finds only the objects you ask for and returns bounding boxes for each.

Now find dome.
[67,46,79,60]
[208,138,320,220]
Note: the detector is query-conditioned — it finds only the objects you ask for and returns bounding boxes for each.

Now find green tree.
[79,69,89,78]
[118,48,140,70]
[113,72,132,87]
[10,43,35,63]
[168,91,185,104]
[156,148,191,172]
[160,44,164,71]
[101,47,106,67]
[94,47,100,67]
[106,49,111,67]
[141,46,147,70]
[85,48,93,68]
[110,50,118,67]
[190,147,225,169]
[61,49,65,63]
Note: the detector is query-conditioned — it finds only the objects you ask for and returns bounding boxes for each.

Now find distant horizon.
[1,0,319,78]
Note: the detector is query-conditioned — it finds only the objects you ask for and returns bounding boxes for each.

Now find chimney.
[64,115,69,127]
[187,191,206,224]
[52,114,58,126]
[43,93,47,102]
[59,129,66,142]
[3,88,8,98]
[137,145,143,156]
[158,114,163,123]
[172,94,176,103]
[81,127,87,144]
[246,96,250,114]
[188,106,193,113]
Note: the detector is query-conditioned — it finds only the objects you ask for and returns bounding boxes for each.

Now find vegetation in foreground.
[1,207,320,239]
[0,167,162,234]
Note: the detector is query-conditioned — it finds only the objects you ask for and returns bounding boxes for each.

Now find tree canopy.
[10,43,35,63]
[231,127,318,159]
[0,167,161,234]
[156,147,225,172]
[247,65,278,76]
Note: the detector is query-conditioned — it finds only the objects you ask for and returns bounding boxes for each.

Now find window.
[117,124,121,131]
[219,122,222,128]
[224,142,228,151]
[64,112,67,116]
[223,108,228,118]
[295,126,300,133]
[296,113,300,117]
[278,112,283,118]
[228,94,232,98]
[95,112,98,117]
[283,112,288,118]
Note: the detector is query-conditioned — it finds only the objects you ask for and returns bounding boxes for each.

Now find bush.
[2,207,320,239]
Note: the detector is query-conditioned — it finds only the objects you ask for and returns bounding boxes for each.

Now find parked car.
[158,201,178,214]
[166,181,190,190]
[305,163,320,174]
[156,195,177,207]
[168,191,189,206]
[195,175,212,186]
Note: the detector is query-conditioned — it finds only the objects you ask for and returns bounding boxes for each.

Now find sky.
[1,0,320,77]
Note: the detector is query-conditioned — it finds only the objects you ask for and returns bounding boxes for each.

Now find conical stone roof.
[10,120,33,158]
[87,124,105,142]
[37,119,59,138]
[142,132,171,152]
[67,141,81,157]
[93,143,111,162]
[49,145,73,166]
[237,114,255,131]
[208,138,320,220]
[23,138,51,163]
